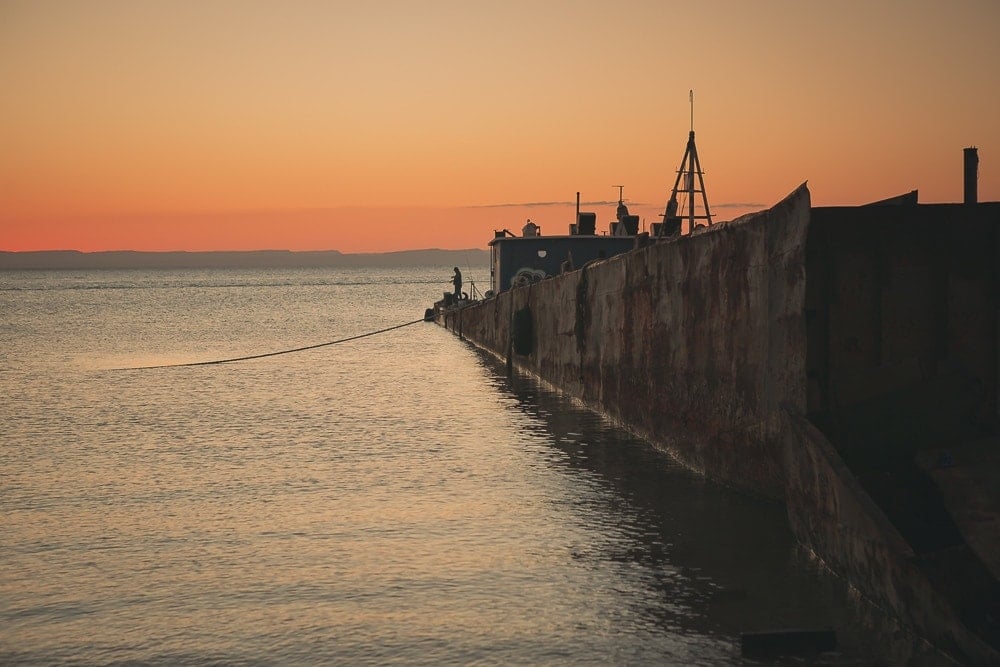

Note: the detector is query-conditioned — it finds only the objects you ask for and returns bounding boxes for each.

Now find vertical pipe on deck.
[964,147,979,205]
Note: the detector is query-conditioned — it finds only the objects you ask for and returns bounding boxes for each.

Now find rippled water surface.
[2,267,907,665]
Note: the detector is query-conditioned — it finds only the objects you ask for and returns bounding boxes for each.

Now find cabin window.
[537,250,547,258]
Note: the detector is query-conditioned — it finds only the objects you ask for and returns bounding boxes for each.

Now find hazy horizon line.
[1,247,490,256]
[0,247,492,270]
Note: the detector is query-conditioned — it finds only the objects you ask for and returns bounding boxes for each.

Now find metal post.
[964,147,979,204]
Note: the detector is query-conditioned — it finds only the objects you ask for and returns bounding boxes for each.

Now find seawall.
[442,185,812,498]
[435,185,1000,663]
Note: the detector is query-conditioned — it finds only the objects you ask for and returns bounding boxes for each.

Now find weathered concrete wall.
[797,202,1000,664]
[806,203,998,429]
[783,413,998,665]
[443,184,811,498]
[439,191,1000,662]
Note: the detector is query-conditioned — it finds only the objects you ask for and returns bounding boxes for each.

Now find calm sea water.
[1,266,922,665]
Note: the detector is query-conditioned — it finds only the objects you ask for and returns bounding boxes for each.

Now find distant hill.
[0,248,490,270]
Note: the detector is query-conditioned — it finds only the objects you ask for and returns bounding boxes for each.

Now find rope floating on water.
[118,317,428,370]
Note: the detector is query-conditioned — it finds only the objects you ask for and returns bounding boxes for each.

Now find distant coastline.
[0,248,490,270]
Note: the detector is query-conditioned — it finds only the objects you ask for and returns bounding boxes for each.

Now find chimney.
[964,146,979,204]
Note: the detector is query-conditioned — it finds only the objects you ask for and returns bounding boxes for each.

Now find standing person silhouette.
[452,267,462,298]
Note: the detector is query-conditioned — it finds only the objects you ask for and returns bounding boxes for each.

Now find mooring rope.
[117,317,428,370]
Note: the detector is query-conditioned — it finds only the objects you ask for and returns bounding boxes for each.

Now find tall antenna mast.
[661,90,713,235]
[690,89,694,132]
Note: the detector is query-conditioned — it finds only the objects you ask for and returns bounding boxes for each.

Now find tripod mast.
[662,91,713,235]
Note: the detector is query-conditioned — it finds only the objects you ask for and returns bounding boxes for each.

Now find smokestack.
[964,146,979,204]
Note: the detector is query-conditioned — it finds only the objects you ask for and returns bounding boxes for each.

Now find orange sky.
[2,0,998,253]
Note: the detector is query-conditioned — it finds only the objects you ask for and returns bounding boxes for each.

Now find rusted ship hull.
[434,185,1000,664]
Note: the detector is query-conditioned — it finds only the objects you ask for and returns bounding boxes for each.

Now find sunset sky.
[2,0,998,253]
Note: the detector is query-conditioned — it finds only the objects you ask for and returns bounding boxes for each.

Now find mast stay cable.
[115,317,428,370]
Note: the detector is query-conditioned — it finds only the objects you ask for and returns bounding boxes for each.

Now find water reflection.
[1,267,941,666]
[479,349,937,665]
